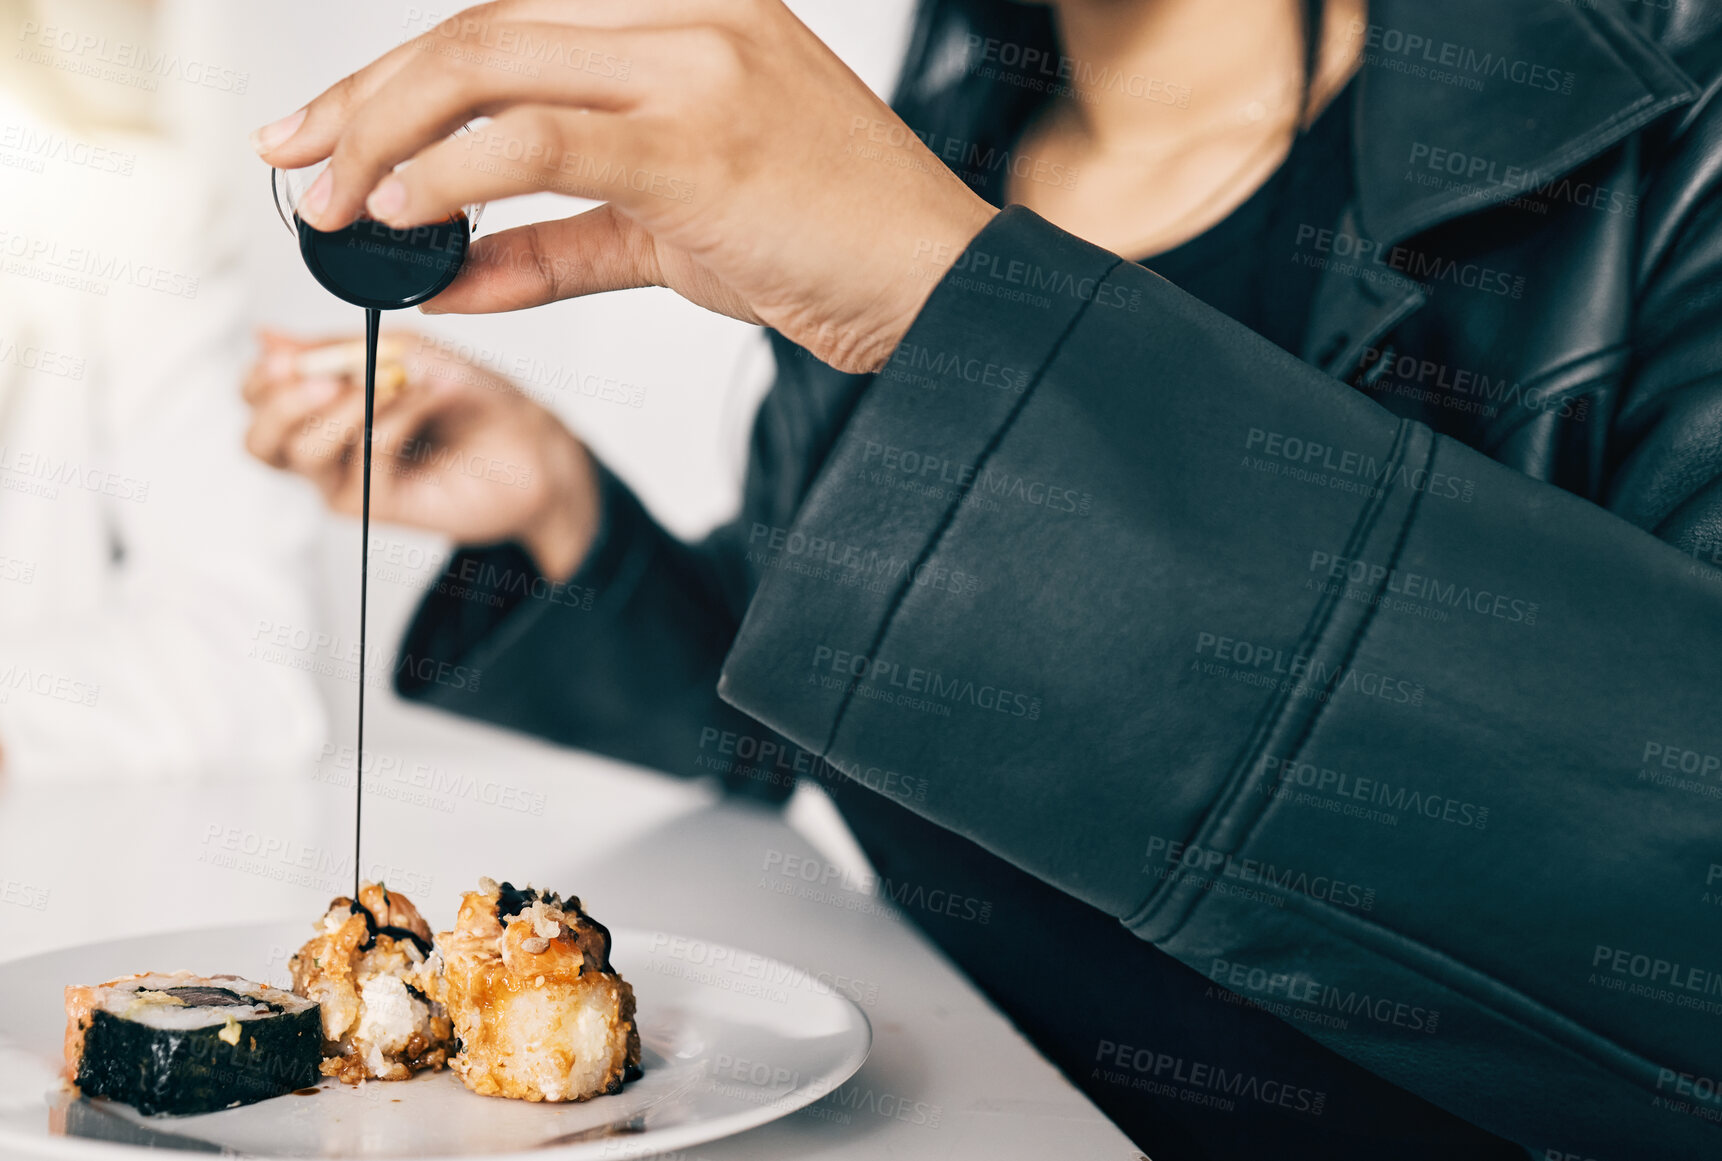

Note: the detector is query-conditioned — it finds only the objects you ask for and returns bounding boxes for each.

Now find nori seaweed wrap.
[63,972,321,1116]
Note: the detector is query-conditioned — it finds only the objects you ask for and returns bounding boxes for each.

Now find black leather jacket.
[399,1,1722,1156]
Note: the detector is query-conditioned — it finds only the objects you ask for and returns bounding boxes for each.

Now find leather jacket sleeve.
[716,205,1722,1159]
[392,460,793,799]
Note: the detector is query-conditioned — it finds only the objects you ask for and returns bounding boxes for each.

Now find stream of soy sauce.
[289,212,470,902]
[355,307,380,902]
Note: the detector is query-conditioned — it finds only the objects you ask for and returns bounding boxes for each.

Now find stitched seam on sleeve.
[1184,434,1432,936]
[1129,419,1417,933]
[1230,433,1434,861]
[816,256,1125,758]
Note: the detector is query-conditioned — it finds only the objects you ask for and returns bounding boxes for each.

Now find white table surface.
[0,700,1142,1160]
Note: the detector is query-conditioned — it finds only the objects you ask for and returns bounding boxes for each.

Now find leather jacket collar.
[1353,0,1698,246]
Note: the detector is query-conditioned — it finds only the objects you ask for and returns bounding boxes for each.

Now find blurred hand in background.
[242,331,600,582]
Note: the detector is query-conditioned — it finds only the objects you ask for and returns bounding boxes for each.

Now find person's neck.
[1045,0,1362,151]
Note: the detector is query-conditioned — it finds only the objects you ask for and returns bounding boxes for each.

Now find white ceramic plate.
[0,923,871,1160]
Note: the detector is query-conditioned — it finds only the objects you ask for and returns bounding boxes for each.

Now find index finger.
[250,0,714,167]
[315,22,648,230]
[251,36,429,170]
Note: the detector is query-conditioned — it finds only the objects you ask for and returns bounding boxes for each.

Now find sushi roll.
[289,883,452,1082]
[433,878,641,1102]
[62,972,320,1116]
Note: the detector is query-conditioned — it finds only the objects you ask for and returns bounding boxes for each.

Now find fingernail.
[300,377,340,404]
[250,108,306,155]
[300,170,332,224]
[367,177,407,221]
[265,351,295,378]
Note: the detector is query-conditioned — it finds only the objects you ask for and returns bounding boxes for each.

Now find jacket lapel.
[1305,0,1700,375]
[1352,0,1697,246]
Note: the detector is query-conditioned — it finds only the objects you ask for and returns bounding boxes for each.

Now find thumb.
[422,204,660,316]
[422,204,760,325]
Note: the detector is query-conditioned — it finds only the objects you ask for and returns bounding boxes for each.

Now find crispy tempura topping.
[289,884,450,1083]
